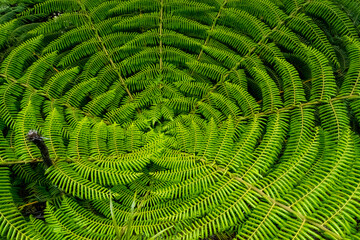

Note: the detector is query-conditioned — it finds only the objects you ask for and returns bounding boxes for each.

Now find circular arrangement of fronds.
[0,0,360,239]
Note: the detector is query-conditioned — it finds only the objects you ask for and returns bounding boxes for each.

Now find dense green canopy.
[0,0,360,239]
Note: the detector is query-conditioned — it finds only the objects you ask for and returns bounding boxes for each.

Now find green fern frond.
[271,25,307,58]
[68,116,91,159]
[287,13,339,67]
[58,39,101,67]
[167,97,197,113]
[154,168,220,199]
[162,30,202,53]
[0,20,17,50]
[248,67,283,111]
[176,81,211,98]
[230,0,287,27]
[46,161,117,200]
[257,126,320,198]
[29,12,88,35]
[237,112,289,183]
[187,62,227,81]
[283,128,354,216]
[114,12,160,32]
[0,167,42,240]
[72,159,142,186]
[0,83,24,128]
[209,92,242,117]
[340,37,360,96]
[1,35,43,79]
[93,148,155,172]
[164,0,215,14]
[14,102,41,161]
[197,101,226,123]
[19,52,57,89]
[212,117,237,163]
[311,159,360,237]
[105,103,137,125]
[13,164,48,185]
[43,25,94,54]
[202,46,242,69]
[90,1,119,22]
[274,57,306,106]
[43,67,79,99]
[152,149,199,170]
[212,26,256,56]
[163,14,209,38]
[224,82,260,115]
[80,52,110,80]
[275,217,322,240]
[307,46,337,101]
[179,182,257,239]
[110,0,159,15]
[236,201,289,240]
[30,215,62,240]
[84,89,116,116]
[43,108,67,160]
[219,116,265,172]
[0,134,17,163]
[256,42,284,64]
[305,0,359,39]
[318,101,349,141]
[45,200,115,239]
[62,78,96,108]
[220,8,271,41]
[22,0,80,16]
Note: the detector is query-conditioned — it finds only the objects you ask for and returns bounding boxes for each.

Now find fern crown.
[0,0,360,239]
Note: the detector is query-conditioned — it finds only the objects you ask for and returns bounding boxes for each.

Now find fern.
[0,0,360,239]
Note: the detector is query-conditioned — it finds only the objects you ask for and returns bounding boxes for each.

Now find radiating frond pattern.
[0,0,360,239]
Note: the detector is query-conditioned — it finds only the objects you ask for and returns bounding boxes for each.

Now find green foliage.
[0,0,360,239]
